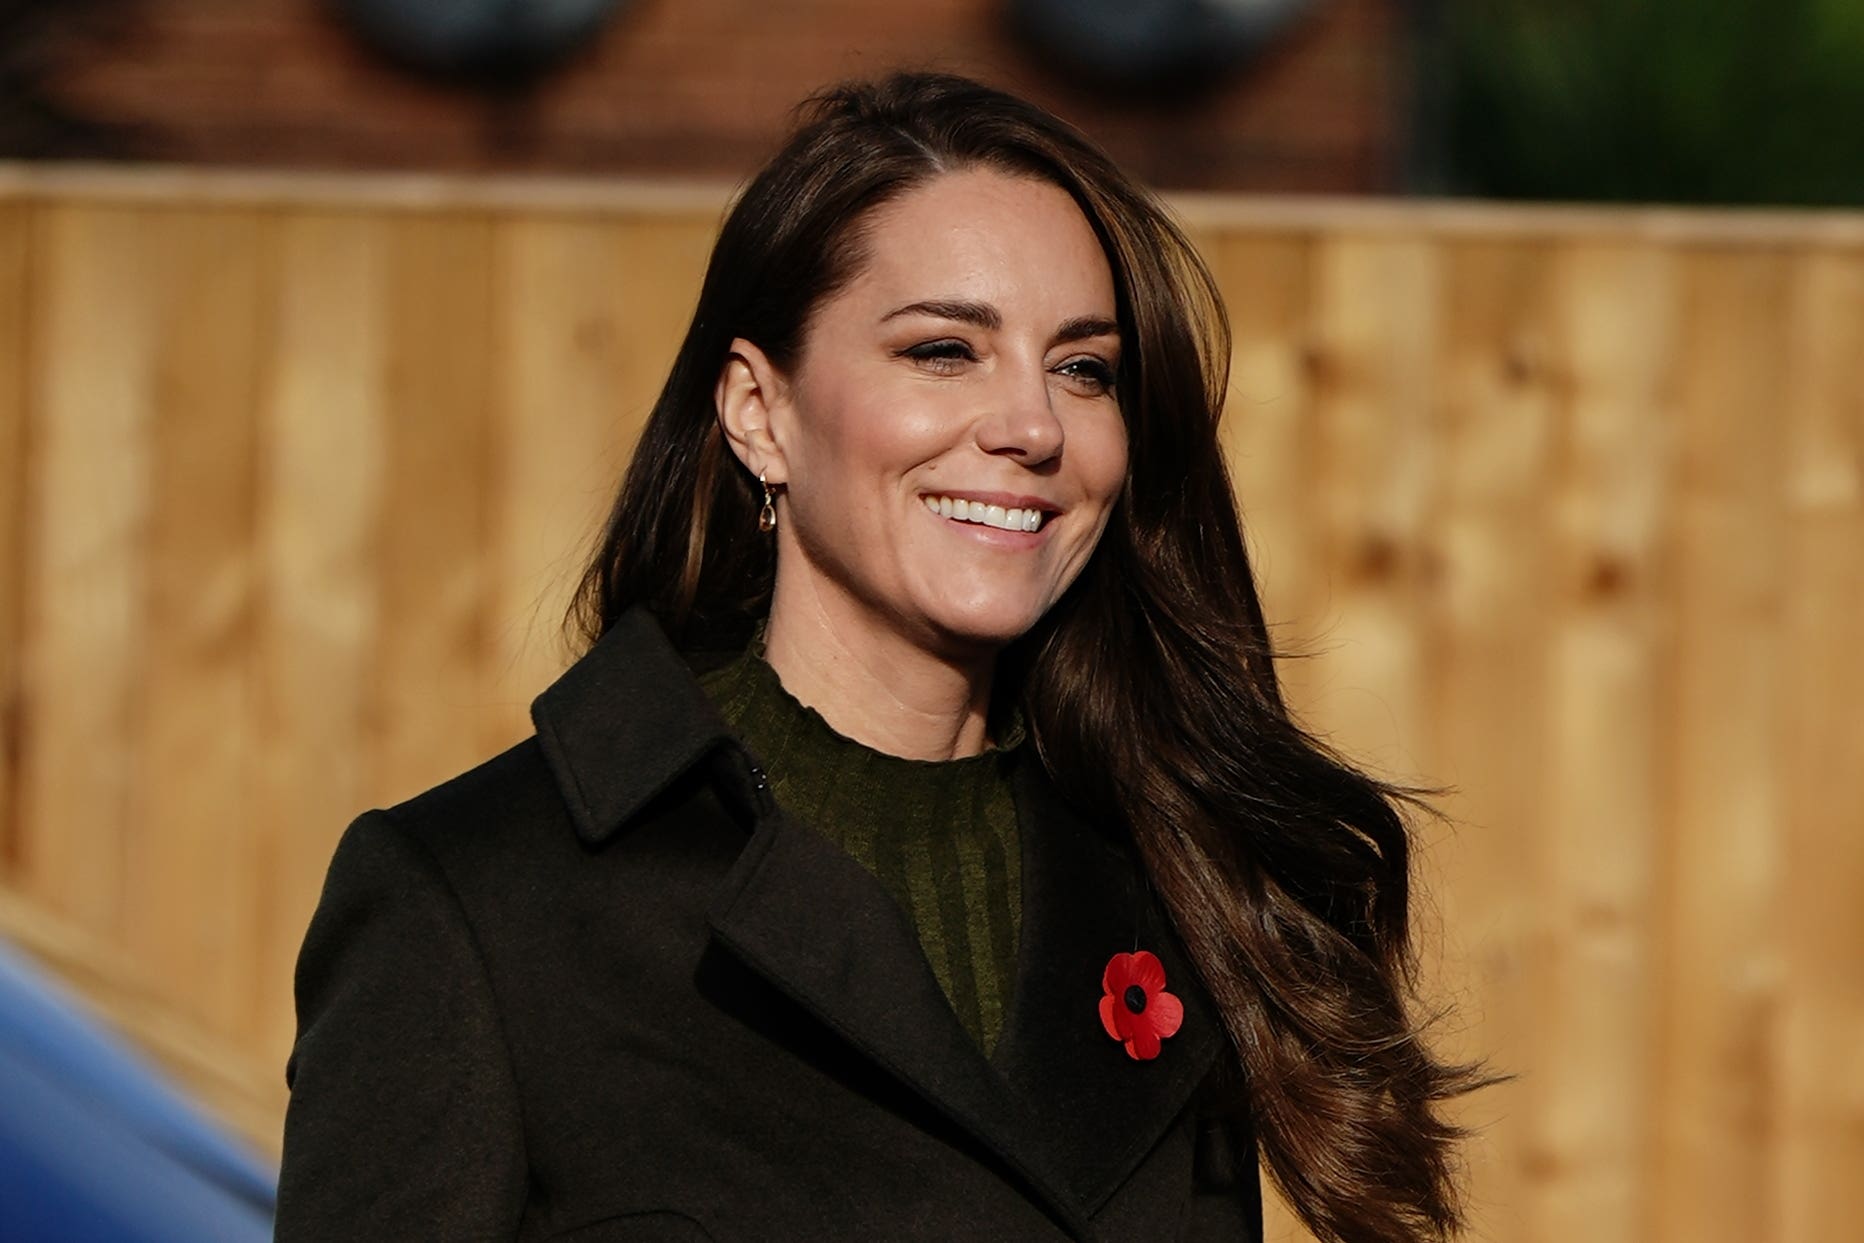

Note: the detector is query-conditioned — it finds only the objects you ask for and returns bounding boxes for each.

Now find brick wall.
[34,0,1407,191]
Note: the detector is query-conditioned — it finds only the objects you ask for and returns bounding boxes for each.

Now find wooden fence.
[0,165,1859,1243]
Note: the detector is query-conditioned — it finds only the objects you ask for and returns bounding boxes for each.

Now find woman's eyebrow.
[1053,315,1120,345]
[880,301,1120,345]
[880,298,1000,329]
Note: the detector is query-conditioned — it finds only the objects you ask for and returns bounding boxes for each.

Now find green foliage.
[1442,0,1864,205]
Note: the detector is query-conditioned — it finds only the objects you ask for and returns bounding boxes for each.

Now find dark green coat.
[275,607,1262,1241]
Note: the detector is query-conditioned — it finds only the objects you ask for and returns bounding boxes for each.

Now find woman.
[277,72,1479,1243]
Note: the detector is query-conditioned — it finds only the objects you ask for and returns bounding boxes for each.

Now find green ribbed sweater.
[698,640,1023,1053]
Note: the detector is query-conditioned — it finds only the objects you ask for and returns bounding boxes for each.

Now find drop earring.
[758,470,777,533]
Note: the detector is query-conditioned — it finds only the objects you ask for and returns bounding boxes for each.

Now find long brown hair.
[570,72,1485,1243]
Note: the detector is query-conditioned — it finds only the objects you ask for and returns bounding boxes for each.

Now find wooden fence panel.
[1211,234,1323,676]
[370,213,500,813]
[1427,237,1560,1242]
[1536,241,1677,1242]
[1774,249,1864,1243]
[1206,231,1323,1243]
[250,211,390,1058]
[484,213,716,748]
[1656,249,1796,1243]
[1298,235,1441,777]
[124,208,270,1042]
[488,216,631,747]
[17,204,155,935]
[0,171,1855,1243]
[0,204,25,877]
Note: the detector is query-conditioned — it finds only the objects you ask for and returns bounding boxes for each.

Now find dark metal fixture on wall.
[328,0,628,83]
[1007,0,1318,93]
[0,0,143,158]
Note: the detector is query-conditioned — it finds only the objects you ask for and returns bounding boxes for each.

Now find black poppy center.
[1123,984,1148,1014]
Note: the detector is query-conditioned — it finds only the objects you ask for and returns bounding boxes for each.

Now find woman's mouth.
[921,494,1052,533]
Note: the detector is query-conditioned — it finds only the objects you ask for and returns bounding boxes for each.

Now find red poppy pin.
[1098,950,1184,1061]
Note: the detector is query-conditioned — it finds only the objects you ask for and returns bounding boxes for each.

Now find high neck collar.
[701,627,1026,776]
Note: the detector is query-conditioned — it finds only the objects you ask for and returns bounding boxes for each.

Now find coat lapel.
[706,747,1224,1228]
[991,758,1223,1215]
[703,790,1096,1240]
[534,607,1226,1233]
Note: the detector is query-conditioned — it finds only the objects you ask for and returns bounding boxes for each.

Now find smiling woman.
[715,169,1129,750]
[275,72,1484,1243]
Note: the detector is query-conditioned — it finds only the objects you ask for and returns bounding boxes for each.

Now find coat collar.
[531,607,1226,1235]
[530,606,737,846]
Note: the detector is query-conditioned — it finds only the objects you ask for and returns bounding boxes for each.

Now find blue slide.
[0,940,275,1242]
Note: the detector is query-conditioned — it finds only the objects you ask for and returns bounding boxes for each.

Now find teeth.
[923,495,1048,532]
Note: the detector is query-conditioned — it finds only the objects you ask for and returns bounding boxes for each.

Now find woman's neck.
[760,581,995,762]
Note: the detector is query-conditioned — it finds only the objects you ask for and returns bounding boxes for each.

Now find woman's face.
[756,168,1129,658]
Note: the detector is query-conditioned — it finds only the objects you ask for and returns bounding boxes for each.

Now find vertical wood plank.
[479,209,714,743]
[1264,232,1441,1241]
[0,204,27,878]
[1208,229,1326,1243]
[605,215,716,464]
[1772,249,1864,1243]
[369,212,497,810]
[120,208,269,1040]
[250,211,389,1065]
[485,214,667,747]
[17,204,155,934]
[1525,241,1678,1242]
[1653,247,1793,1243]
[1425,237,1561,1243]
[1210,232,1322,661]
[487,216,611,746]
[1298,233,1441,773]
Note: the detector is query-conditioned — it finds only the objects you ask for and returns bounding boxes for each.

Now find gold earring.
[758,470,777,533]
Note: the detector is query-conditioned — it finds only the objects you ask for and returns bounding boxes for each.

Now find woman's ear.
[715,337,791,485]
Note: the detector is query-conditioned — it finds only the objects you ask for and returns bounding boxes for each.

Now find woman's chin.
[913,601,1050,654]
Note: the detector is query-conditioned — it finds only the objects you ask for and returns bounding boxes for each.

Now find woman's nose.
[974,360,1064,465]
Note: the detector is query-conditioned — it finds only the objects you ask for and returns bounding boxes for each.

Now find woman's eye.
[899,339,977,372]
[1056,356,1118,396]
